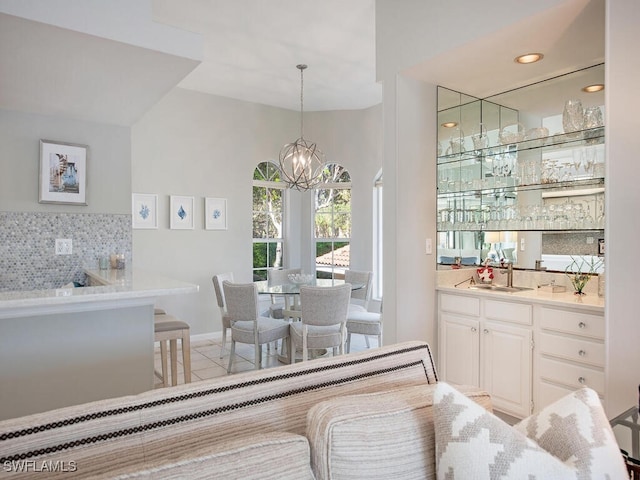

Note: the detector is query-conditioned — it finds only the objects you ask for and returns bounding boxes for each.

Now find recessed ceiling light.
[582,84,604,93]
[514,53,544,64]
[442,122,458,128]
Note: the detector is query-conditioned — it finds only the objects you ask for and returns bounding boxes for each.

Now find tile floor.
[154,332,373,388]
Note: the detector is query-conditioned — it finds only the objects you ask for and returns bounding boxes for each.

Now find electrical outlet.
[55,238,73,255]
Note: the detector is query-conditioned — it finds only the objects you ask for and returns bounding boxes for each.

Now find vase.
[562,99,584,135]
[584,106,604,144]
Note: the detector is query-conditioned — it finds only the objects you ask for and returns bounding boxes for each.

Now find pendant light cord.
[297,64,307,140]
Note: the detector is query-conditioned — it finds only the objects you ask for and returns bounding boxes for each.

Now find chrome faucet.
[499,262,514,287]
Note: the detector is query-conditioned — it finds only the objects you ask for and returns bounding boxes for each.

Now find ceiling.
[152,0,381,112]
[0,0,604,125]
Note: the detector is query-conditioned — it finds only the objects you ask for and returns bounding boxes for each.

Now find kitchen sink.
[468,284,534,293]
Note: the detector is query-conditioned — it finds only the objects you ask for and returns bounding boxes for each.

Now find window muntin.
[253,161,285,281]
[314,164,351,279]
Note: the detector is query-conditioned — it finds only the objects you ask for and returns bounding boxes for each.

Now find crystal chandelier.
[279,64,325,191]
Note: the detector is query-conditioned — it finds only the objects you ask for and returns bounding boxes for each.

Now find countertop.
[437,284,604,313]
[0,269,198,312]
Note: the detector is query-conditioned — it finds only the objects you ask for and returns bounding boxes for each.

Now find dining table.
[255,278,364,320]
[255,278,364,363]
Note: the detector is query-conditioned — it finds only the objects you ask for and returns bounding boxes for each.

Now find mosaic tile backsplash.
[0,212,131,292]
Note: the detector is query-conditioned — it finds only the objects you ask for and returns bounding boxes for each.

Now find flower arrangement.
[565,256,603,295]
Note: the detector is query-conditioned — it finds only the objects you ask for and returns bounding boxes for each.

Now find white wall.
[0,109,131,214]
[131,87,382,335]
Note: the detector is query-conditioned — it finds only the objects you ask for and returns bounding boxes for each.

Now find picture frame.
[170,195,195,230]
[598,238,605,256]
[132,193,158,229]
[39,139,88,205]
[205,197,227,230]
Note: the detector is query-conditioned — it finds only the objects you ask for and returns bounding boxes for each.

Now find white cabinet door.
[439,312,480,387]
[481,321,533,418]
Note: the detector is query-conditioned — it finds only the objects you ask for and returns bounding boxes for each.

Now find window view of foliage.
[253,162,284,280]
[315,164,351,279]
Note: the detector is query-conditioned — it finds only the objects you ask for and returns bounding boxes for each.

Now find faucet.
[499,262,514,287]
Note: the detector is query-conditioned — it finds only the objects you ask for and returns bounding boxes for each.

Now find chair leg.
[227,341,236,374]
[365,336,371,348]
[255,343,261,370]
[170,339,178,386]
[302,326,308,362]
[220,327,227,359]
[377,333,382,348]
[181,330,191,383]
[346,333,352,353]
[159,339,169,387]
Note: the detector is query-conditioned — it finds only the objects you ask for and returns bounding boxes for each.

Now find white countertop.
[437,284,604,313]
[0,269,198,312]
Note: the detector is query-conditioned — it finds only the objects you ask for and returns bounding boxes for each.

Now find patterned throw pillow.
[433,382,627,479]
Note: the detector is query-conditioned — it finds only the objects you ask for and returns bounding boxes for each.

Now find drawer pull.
[578,322,586,329]
[483,328,489,334]
[471,327,477,332]
[578,376,586,384]
[578,350,586,356]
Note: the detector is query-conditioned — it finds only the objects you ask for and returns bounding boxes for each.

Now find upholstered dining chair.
[267,268,301,319]
[290,284,351,362]
[212,272,234,358]
[344,270,373,313]
[223,281,290,373]
[346,300,382,353]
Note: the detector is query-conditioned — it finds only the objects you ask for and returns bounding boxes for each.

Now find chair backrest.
[212,272,234,311]
[268,268,302,286]
[300,284,351,327]
[222,281,259,322]
[344,270,373,308]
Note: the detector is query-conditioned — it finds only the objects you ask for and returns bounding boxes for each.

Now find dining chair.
[223,281,290,373]
[212,272,234,358]
[290,284,351,362]
[346,300,382,353]
[344,270,373,313]
[267,268,301,319]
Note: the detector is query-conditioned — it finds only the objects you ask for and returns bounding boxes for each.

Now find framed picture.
[598,238,605,256]
[205,197,227,230]
[132,193,158,229]
[170,195,195,230]
[39,139,88,205]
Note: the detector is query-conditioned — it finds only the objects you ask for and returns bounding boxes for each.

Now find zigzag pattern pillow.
[433,382,627,479]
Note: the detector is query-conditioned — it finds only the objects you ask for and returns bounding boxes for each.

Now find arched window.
[252,161,285,281]
[314,164,351,279]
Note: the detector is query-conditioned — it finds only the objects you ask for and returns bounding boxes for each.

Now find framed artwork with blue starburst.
[132,193,158,229]
[205,197,227,230]
[170,195,195,230]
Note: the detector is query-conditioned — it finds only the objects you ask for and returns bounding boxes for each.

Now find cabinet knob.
[483,328,489,334]
[471,327,477,332]
[578,376,586,384]
[578,322,586,329]
[578,349,586,356]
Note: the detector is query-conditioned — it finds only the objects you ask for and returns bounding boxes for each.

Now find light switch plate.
[425,238,432,255]
[55,238,72,255]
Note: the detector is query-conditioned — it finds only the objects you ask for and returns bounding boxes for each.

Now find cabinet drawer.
[540,307,604,340]
[485,299,532,325]
[538,357,604,395]
[538,332,605,367]
[440,293,480,316]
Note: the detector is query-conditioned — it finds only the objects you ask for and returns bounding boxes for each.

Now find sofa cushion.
[0,341,437,479]
[112,432,313,480]
[432,382,627,479]
[306,383,491,480]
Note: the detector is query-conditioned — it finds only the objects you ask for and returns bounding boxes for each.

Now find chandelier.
[279,64,326,191]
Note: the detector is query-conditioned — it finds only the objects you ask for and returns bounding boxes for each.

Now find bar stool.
[154,314,191,387]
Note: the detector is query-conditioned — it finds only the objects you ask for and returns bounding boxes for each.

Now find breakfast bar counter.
[0,270,198,420]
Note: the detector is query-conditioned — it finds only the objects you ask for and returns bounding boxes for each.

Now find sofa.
[0,341,493,479]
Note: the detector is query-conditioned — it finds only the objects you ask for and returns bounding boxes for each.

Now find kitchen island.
[0,270,198,420]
